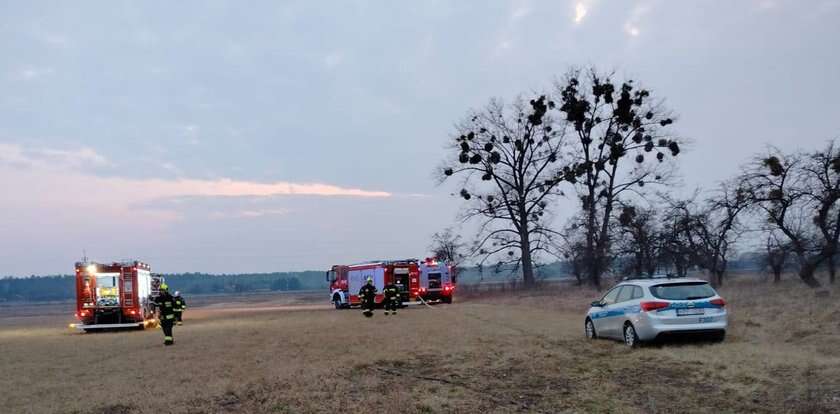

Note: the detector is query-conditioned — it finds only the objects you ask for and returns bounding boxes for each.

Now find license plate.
[677,308,704,316]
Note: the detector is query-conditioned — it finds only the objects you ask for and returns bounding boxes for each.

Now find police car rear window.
[649,282,716,300]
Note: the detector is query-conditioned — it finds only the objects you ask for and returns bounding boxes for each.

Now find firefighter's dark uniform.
[383,283,400,315]
[155,290,176,345]
[358,281,377,317]
[173,294,186,325]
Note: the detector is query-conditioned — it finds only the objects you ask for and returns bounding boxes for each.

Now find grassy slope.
[0,279,838,413]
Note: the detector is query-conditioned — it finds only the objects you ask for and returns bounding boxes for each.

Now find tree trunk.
[585,207,600,289]
[634,252,643,277]
[675,260,687,278]
[707,271,719,288]
[773,268,782,284]
[799,260,822,288]
[829,255,836,284]
[715,270,724,287]
[596,242,611,284]
[705,257,721,288]
[519,228,535,288]
[593,199,616,289]
[571,259,583,286]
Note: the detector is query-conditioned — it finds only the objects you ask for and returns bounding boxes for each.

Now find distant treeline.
[455,256,767,284]
[0,271,327,303]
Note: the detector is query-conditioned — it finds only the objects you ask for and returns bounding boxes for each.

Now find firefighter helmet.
[174,291,180,296]
[160,283,169,291]
[366,276,373,284]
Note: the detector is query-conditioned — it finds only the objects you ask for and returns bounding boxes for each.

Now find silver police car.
[584,277,727,347]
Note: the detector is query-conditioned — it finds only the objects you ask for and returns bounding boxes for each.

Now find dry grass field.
[1,279,839,414]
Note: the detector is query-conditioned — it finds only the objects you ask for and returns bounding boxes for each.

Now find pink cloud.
[0,145,453,275]
[135,178,391,198]
[0,143,111,169]
[0,144,390,233]
[0,144,390,200]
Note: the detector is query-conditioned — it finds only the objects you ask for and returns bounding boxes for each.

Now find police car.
[584,276,727,347]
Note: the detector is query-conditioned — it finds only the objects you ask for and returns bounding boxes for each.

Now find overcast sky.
[1,0,839,276]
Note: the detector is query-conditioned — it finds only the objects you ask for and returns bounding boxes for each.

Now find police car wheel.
[623,324,639,348]
[585,318,597,339]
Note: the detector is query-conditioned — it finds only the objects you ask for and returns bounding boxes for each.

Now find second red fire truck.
[326,259,420,308]
[417,257,456,304]
[326,258,455,308]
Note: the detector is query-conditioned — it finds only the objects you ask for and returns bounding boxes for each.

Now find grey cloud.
[0,1,838,274]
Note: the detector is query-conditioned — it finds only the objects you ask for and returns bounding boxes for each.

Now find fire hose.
[416,295,436,309]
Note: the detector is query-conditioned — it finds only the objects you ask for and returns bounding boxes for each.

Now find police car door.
[604,286,636,339]
[610,286,637,338]
[592,286,622,338]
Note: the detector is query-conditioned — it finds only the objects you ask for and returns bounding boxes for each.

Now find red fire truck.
[73,261,163,331]
[418,257,456,304]
[326,259,420,309]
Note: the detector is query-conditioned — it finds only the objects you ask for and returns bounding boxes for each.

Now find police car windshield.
[650,282,716,300]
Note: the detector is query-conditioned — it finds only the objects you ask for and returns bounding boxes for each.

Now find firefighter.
[358,276,377,317]
[173,290,186,326]
[154,283,176,346]
[383,281,400,315]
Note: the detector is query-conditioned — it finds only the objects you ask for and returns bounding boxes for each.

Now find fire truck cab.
[73,261,162,331]
[418,258,455,304]
[326,259,420,309]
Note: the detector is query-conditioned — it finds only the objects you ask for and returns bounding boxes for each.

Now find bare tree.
[553,68,682,288]
[659,203,695,277]
[765,231,789,284]
[438,96,566,287]
[554,215,590,285]
[615,204,660,277]
[665,183,749,287]
[799,141,840,284]
[429,228,466,280]
[739,147,830,288]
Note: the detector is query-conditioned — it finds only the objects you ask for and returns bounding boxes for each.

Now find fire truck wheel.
[333,294,344,309]
[442,296,453,304]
